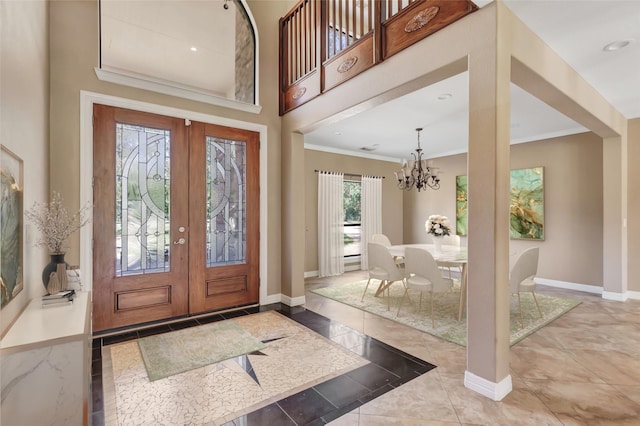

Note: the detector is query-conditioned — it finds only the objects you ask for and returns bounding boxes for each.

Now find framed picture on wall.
[509,167,544,240]
[455,175,468,236]
[455,167,545,240]
[1,145,24,307]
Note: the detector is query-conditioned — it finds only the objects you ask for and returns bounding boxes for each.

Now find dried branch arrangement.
[25,192,91,253]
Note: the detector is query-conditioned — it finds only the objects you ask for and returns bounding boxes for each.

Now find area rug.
[103,311,369,425]
[312,280,581,346]
[138,319,266,381]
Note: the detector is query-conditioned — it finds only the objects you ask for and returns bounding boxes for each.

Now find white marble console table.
[1,291,91,425]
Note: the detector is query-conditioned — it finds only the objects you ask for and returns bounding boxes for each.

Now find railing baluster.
[352,0,356,41]
[287,17,292,84]
[340,0,343,51]
[369,0,374,30]
[303,3,307,75]
[295,9,300,80]
[345,0,350,47]
[310,1,315,70]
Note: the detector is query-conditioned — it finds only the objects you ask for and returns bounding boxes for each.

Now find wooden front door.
[187,122,260,314]
[92,105,259,332]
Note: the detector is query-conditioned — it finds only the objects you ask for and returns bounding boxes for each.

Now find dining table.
[388,244,468,321]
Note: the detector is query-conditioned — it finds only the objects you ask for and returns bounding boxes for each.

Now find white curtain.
[318,172,344,276]
[360,175,382,270]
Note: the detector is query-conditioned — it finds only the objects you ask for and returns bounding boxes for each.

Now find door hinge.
[185,119,191,127]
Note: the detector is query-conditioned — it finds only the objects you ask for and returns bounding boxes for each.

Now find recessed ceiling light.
[602,39,634,52]
[190,46,198,52]
[437,93,452,101]
[334,131,342,135]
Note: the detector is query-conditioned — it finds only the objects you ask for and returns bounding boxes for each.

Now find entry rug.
[102,311,369,425]
[138,320,265,381]
[312,280,581,346]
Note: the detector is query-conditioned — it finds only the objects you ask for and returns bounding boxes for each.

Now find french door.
[92,104,259,332]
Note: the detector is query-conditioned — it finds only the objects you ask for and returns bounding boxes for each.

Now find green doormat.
[312,280,581,346]
[138,319,266,381]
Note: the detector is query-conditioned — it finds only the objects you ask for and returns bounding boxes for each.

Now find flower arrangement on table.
[425,214,452,238]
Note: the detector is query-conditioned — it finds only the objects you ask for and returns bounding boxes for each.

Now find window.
[343,180,361,257]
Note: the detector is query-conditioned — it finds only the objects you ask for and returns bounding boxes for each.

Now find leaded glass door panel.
[188,122,259,313]
[93,105,190,332]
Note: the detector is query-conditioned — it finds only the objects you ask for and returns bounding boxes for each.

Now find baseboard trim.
[626,290,640,300]
[602,291,628,302]
[281,294,306,307]
[535,277,639,301]
[262,293,282,305]
[305,264,361,279]
[464,371,512,401]
[535,277,603,295]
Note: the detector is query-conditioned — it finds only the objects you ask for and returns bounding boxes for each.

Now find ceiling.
[305,0,640,163]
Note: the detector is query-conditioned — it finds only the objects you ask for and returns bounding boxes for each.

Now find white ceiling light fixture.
[395,128,440,191]
[602,39,634,52]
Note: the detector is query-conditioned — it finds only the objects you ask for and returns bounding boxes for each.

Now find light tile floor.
[306,270,640,425]
[102,311,370,425]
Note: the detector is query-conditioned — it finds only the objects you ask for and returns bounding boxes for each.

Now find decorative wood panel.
[382,0,478,59]
[206,276,247,297]
[281,70,321,114]
[116,286,171,311]
[198,265,257,311]
[323,33,375,92]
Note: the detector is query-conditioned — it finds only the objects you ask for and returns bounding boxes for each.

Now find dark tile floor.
[91,304,436,425]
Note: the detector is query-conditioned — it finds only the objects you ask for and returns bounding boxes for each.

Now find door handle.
[173,238,186,245]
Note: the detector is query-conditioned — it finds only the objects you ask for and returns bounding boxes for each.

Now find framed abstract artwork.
[509,167,544,239]
[1,145,24,308]
[455,167,545,240]
[455,175,468,236]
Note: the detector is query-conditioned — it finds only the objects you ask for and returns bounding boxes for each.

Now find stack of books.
[42,290,76,306]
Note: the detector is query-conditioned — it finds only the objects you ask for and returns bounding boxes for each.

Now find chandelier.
[395,128,440,191]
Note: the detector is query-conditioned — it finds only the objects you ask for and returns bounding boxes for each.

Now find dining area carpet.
[311,279,581,346]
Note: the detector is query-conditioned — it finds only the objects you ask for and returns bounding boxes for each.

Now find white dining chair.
[371,233,392,247]
[362,242,405,310]
[509,247,542,327]
[397,247,454,327]
[371,233,404,265]
[438,234,462,280]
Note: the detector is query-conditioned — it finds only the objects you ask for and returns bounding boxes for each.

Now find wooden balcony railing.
[279,0,478,115]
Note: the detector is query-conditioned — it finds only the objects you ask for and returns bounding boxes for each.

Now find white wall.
[0,0,49,335]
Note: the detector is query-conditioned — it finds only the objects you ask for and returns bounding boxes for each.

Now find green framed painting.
[1,145,24,307]
[455,167,544,240]
[455,175,468,236]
